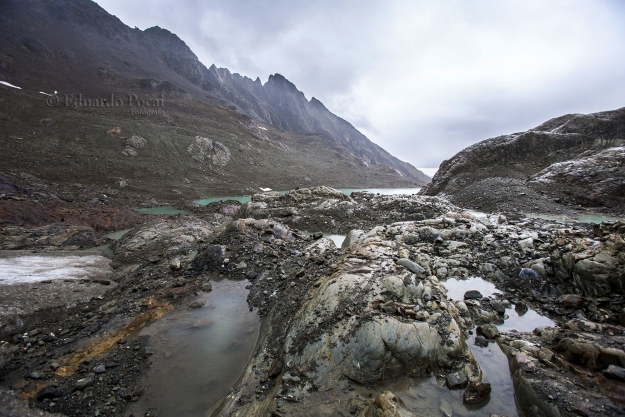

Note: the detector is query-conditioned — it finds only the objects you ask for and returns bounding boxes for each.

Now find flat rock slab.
[0,251,114,336]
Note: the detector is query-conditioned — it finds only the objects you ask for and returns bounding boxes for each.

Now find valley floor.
[0,181,624,417]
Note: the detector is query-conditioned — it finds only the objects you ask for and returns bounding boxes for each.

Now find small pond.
[86,229,131,259]
[128,278,260,417]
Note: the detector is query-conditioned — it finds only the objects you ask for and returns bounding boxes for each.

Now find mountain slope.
[0,0,428,188]
[420,107,625,214]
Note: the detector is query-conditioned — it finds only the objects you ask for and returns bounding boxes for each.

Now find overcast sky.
[95,0,625,173]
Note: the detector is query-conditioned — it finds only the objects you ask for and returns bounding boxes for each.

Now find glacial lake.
[192,187,422,206]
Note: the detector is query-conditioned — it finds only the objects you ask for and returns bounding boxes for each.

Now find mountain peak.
[309,97,327,109]
[143,26,189,49]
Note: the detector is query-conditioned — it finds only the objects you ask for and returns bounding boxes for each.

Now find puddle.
[386,276,557,416]
[103,229,131,240]
[526,212,623,224]
[86,229,131,259]
[134,207,191,215]
[128,279,260,417]
[443,276,556,332]
[386,343,520,417]
[444,276,500,301]
[323,234,346,247]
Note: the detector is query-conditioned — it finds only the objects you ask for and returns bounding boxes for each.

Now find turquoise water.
[84,229,131,258]
[134,207,191,215]
[103,229,131,240]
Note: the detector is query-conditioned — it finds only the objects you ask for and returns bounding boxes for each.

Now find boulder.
[463,381,491,404]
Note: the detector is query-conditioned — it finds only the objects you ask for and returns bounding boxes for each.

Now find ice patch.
[260,187,272,192]
[257,126,267,130]
[0,81,22,89]
[0,254,111,285]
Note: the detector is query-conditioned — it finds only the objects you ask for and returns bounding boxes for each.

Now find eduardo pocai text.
[45,93,165,116]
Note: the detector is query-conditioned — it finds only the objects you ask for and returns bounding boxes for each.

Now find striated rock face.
[499,321,625,417]
[421,107,625,214]
[283,226,477,390]
[547,221,625,297]
[529,146,625,210]
[112,217,219,266]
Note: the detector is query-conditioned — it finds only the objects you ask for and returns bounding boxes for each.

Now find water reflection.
[387,276,557,416]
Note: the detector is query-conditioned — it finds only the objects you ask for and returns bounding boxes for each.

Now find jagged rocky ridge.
[0,0,428,186]
[420,107,625,214]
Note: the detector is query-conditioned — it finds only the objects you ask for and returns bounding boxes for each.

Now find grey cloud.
[96,0,625,170]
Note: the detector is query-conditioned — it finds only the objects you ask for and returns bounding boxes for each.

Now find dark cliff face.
[420,108,625,214]
[0,0,428,183]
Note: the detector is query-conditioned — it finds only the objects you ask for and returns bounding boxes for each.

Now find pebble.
[396,258,426,276]
[75,375,94,390]
[189,300,206,309]
[440,399,453,417]
[93,364,106,374]
[475,336,488,347]
[478,324,499,339]
[446,370,468,388]
[145,408,160,417]
[603,365,625,382]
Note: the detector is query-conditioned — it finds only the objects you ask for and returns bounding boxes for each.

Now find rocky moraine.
[0,185,624,417]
